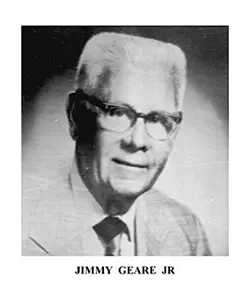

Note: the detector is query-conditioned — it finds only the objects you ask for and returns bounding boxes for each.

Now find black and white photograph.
[22,26,228,256]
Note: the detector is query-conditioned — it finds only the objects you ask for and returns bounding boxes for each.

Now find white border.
[1,0,250,299]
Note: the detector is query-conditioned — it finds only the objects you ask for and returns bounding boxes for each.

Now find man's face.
[77,65,179,199]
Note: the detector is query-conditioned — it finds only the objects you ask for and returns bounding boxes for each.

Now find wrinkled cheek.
[164,137,174,152]
[161,138,173,158]
[95,154,108,184]
[96,133,121,181]
[152,146,172,177]
[95,146,113,185]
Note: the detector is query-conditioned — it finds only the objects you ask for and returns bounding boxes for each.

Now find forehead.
[108,64,176,113]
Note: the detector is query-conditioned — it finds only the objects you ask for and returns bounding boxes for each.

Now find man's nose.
[122,118,149,152]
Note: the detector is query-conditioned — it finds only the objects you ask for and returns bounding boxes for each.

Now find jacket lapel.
[134,196,148,256]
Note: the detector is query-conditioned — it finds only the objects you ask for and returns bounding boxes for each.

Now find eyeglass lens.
[98,105,176,141]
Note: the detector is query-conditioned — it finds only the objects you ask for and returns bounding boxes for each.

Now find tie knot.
[93,216,130,245]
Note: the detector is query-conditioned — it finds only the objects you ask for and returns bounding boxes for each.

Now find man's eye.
[150,114,160,123]
[148,113,165,124]
[147,113,175,132]
[107,107,127,117]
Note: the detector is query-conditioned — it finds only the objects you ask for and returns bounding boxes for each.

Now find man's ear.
[66,92,78,140]
[66,90,98,145]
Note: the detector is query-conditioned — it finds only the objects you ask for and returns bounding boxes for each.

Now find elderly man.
[23,32,211,256]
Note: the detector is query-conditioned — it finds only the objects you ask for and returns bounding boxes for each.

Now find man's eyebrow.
[150,109,178,116]
[103,100,133,109]
[102,101,179,117]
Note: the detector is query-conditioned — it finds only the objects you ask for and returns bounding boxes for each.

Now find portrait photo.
[22,26,228,256]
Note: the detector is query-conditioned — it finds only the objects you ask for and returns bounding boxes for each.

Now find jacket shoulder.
[22,174,74,255]
[142,189,212,255]
[143,188,197,225]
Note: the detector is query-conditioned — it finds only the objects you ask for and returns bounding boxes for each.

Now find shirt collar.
[69,158,137,239]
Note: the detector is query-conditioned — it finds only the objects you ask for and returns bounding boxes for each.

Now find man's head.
[66,32,186,214]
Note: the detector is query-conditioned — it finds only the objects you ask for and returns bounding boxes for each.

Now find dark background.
[22,26,228,118]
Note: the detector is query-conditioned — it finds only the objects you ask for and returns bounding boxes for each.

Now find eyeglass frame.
[71,89,183,141]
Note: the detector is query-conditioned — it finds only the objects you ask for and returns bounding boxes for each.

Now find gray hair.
[76,32,187,109]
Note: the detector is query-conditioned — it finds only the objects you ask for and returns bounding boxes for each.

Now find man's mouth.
[112,158,148,169]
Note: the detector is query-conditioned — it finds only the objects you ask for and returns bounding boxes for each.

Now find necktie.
[93,216,130,256]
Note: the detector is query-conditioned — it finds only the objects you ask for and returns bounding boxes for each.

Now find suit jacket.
[22,168,212,256]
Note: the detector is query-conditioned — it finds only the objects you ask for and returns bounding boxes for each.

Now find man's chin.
[109,179,149,198]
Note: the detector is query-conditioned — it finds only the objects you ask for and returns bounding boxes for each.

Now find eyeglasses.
[73,90,183,141]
